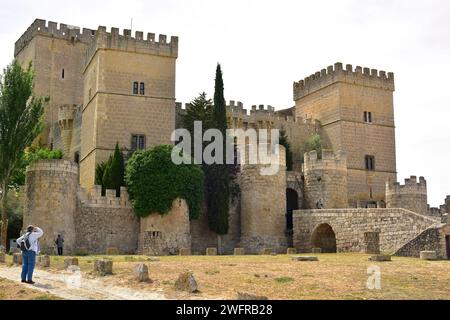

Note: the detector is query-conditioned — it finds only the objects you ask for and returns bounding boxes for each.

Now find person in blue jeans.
[16,225,44,284]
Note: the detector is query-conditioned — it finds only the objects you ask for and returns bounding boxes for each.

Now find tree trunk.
[0,185,9,249]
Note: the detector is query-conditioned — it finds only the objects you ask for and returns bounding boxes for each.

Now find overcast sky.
[1,0,449,206]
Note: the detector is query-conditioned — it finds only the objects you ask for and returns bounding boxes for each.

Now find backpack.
[18,232,32,252]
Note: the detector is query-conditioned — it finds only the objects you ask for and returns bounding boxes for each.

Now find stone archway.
[311,223,337,253]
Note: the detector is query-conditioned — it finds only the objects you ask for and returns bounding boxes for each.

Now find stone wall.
[394,223,449,259]
[386,176,428,215]
[139,198,190,255]
[240,145,287,253]
[76,186,139,254]
[293,208,440,254]
[24,160,79,254]
[189,195,241,255]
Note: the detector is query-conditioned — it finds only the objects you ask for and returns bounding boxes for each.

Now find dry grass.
[2,253,449,300]
[0,277,60,300]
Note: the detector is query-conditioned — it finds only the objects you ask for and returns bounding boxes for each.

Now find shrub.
[125,145,204,220]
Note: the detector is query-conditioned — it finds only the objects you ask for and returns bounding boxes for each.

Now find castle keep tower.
[14,19,94,149]
[80,26,178,188]
[386,176,428,214]
[240,145,287,253]
[303,149,348,209]
[294,63,397,205]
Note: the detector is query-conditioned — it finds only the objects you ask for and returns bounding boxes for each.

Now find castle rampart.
[83,25,178,68]
[386,176,428,215]
[14,19,95,57]
[293,62,395,100]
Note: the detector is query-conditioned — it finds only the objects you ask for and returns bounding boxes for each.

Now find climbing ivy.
[124,145,204,220]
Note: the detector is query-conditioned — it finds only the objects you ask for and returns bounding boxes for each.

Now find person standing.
[55,234,64,256]
[16,225,44,284]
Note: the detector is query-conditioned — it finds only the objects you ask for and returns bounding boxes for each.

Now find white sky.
[1,0,449,206]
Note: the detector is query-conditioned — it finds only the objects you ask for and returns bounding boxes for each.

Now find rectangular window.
[140,82,145,95]
[364,111,373,123]
[365,155,375,171]
[133,82,139,94]
[61,69,65,79]
[131,134,146,151]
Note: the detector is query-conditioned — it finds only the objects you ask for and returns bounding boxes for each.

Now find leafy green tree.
[279,128,293,171]
[101,142,125,196]
[205,63,230,235]
[306,134,322,157]
[0,60,45,247]
[181,92,214,146]
[125,145,204,220]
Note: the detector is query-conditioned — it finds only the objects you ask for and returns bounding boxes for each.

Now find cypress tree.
[206,64,230,235]
[102,142,125,196]
[279,128,293,171]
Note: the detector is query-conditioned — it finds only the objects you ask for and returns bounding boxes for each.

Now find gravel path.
[0,265,167,300]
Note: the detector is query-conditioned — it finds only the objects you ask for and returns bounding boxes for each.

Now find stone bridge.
[293,208,443,255]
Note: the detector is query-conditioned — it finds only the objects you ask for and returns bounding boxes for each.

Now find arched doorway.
[286,188,299,230]
[286,188,299,248]
[311,223,337,253]
[446,236,450,260]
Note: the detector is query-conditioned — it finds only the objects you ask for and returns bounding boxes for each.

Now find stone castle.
[14,19,450,258]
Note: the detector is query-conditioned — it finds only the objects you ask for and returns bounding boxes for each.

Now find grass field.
[0,277,60,300]
[1,253,449,300]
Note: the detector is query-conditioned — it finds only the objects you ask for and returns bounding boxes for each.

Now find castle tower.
[80,26,178,188]
[58,104,77,158]
[14,19,94,150]
[239,144,287,253]
[294,63,397,205]
[23,160,79,254]
[386,176,428,214]
[302,149,348,209]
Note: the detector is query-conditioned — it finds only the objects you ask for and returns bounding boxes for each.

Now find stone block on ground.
[94,259,113,276]
[287,248,296,255]
[312,248,322,254]
[234,248,245,255]
[75,247,89,256]
[175,272,198,293]
[420,251,438,261]
[260,248,273,255]
[13,253,22,265]
[64,257,79,269]
[39,255,50,268]
[134,263,150,282]
[179,248,191,256]
[236,292,269,300]
[368,255,392,262]
[206,248,217,256]
[292,256,319,262]
[106,247,120,255]
[0,252,5,263]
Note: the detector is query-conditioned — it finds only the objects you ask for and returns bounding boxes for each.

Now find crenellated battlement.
[302,149,347,173]
[386,175,427,196]
[293,62,395,100]
[15,19,96,57]
[84,25,178,68]
[80,185,131,208]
